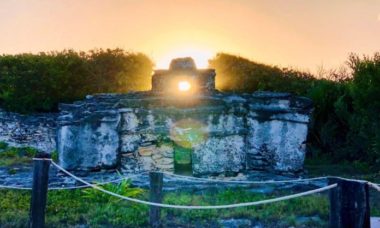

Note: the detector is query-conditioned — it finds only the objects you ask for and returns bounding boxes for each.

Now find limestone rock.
[138,145,156,157]
[192,135,245,175]
[121,134,141,153]
[120,112,139,132]
[57,111,120,170]
[0,109,57,152]
[53,92,312,175]
[169,57,197,71]
[1,87,312,175]
[0,58,313,175]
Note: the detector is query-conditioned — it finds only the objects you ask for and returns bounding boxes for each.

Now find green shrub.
[347,53,380,164]
[83,178,145,204]
[51,150,59,162]
[210,52,380,168]
[0,49,153,113]
[209,53,315,94]
[0,146,38,166]
[0,142,8,150]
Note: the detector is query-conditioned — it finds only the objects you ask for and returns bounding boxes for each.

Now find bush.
[209,53,315,94]
[210,52,380,167]
[347,53,380,164]
[0,49,153,113]
[1,49,378,166]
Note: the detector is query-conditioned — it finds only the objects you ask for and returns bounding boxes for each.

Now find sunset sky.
[0,0,379,72]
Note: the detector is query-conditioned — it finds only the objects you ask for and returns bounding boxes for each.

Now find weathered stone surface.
[52,89,312,173]
[57,111,120,170]
[169,57,197,71]
[152,57,216,93]
[192,135,245,175]
[120,134,141,153]
[206,113,245,135]
[246,118,307,172]
[1,90,312,175]
[138,145,156,157]
[0,109,57,152]
[0,58,313,175]
[134,143,174,171]
[120,112,139,132]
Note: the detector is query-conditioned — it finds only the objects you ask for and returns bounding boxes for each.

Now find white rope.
[47,171,149,190]
[32,158,378,185]
[0,158,375,192]
[161,172,380,185]
[159,171,327,184]
[0,164,148,191]
[48,171,148,190]
[51,161,336,209]
[0,185,32,190]
[368,182,380,192]
[32,158,52,161]
[48,185,92,190]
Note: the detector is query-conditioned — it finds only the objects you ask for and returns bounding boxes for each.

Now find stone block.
[58,113,120,170]
[120,134,141,153]
[138,145,156,157]
[192,135,245,175]
[121,112,139,132]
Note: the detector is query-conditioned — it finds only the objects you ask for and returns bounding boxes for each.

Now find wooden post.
[328,177,370,228]
[29,152,51,228]
[149,172,163,228]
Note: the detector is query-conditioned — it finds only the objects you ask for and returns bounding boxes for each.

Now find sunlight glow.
[178,81,191,92]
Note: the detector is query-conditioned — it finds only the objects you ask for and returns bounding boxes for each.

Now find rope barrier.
[51,160,336,209]
[32,158,52,161]
[31,158,380,185]
[0,158,377,192]
[0,161,148,190]
[0,184,32,190]
[368,182,380,192]
[159,171,328,184]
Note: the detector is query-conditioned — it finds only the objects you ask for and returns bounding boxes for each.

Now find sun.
[156,46,214,69]
[178,81,191,92]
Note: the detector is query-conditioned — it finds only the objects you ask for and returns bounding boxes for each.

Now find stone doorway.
[174,145,193,175]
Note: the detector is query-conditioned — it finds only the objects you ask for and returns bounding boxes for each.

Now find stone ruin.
[0,57,313,176]
[55,57,313,176]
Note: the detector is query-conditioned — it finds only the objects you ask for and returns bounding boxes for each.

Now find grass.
[0,188,149,227]
[162,188,329,227]
[0,144,379,227]
[305,156,380,221]
[305,156,379,178]
[0,186,329,227]
[0,146,38,167]
[0,143,58,168]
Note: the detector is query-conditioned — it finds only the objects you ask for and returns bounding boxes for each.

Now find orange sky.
[0,0,379,72]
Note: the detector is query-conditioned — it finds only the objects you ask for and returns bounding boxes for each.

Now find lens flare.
[170,119,207,148]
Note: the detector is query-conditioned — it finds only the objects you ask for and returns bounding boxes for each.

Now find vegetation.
[0,49,379,166]
[0,49,153,113]
[0,143,37,166]
[210,53,380,168]
[0,185,331,227]
[162,188,329,227]
[0,144,379,226]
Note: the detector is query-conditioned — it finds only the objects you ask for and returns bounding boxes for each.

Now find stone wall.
[57,91,313,175]
[0,91,313,176]
[0,109,57,152]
